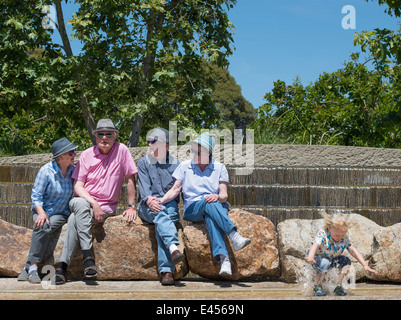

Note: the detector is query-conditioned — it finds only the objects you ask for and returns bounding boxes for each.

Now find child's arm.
[348,246,378,274]
[304,242,319,264]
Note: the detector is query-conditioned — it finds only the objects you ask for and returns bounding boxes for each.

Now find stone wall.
[1,144,401,228]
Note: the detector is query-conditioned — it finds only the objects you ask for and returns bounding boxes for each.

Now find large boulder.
[48,215,188,280]
[0,219,32,276]
[277,213,381,283]
[368,223,401,282]
[0,216,188,280]
[182,209,281,280]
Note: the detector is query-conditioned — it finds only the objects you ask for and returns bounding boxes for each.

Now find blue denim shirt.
[31,161,75,216]
[137,153,180,205]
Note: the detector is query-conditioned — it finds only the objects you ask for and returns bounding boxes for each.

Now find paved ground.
[1,278,401,300]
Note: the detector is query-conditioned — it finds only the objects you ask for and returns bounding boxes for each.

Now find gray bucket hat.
[92,119,119,133]
[50,137,77,159]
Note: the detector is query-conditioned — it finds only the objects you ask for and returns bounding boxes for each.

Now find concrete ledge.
[1,278,401,300]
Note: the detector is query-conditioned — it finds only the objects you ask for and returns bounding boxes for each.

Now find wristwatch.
[128,204,136,209]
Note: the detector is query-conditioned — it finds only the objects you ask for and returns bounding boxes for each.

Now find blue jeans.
[184,199,236,261]
[138,201,180,274]
[312,255,351,274]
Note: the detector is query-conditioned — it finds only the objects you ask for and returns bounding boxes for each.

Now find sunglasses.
[191,148,205,156]
[69,150,76,156]
[97,132,114,139]
[147,140,157,145]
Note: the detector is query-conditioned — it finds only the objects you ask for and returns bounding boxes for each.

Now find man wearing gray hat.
[137,127,184,285]
[55,119,138,284]
[18,137,77,284]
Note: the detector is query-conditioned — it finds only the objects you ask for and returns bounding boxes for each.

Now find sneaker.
[313,285,326,296]
[219,257,232,276]
[231,233,251,251]
[28,269,41,284]
[17,268,29,281]
[334,285,347,296]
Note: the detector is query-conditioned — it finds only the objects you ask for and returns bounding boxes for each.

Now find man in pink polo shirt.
[55,119,138,284]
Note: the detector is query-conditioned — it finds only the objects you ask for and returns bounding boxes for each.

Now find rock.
[0,216,188,280]
[277,213,381,283]
[182,209,281,280]
[48,215,188,280]
[0,219,32,276]
[368,223,401,282]
[94,216,188,280]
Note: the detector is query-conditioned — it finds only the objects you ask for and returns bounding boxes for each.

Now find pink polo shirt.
[72,142,137,213]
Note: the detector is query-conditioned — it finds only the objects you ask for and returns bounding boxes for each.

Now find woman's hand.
[35,210,49,228]
[205,194,219,203]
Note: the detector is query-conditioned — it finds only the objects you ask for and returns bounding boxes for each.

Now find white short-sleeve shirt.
[172,159,229,212]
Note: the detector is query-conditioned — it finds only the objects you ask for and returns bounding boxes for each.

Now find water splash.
[296,263,356,296]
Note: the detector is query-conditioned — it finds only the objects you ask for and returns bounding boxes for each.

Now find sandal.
[83,256,98,278]
[55,268,67,285]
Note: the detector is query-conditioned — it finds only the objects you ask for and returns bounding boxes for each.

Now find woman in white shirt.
[156,134,251,276]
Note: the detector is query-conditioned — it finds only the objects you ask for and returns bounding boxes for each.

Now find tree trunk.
[128,10,161,147]
[81,97,97,145]
[128,114,144,147]
[55,1,96,145]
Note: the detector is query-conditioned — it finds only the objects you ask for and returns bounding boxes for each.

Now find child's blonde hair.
[320,210,349,231]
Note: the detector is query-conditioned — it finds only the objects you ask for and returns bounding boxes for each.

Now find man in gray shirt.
[137,127,184,285]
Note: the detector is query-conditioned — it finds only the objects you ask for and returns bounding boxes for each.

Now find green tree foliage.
[366,0,401,16]
[0,1,82,155]
[208,63,256,131]
[252,0,401,147]
[0,0,237,155]
[253,53,401,148]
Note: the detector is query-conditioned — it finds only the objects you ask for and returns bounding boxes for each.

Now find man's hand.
[123,206,137,222]
[92,203,105,222]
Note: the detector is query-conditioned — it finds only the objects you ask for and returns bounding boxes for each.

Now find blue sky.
[54,1,400,110]
[228,0,400,109]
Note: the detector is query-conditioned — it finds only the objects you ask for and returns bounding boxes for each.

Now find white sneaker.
[219,257,232,276]
[231,232,251,251]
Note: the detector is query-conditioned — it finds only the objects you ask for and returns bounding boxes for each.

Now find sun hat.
[146,127,170,144]
[50,137,77,159]
[193,133,215,154]
[92,119,119,133]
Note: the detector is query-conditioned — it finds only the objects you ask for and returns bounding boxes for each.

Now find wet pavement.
[1,278,401,300]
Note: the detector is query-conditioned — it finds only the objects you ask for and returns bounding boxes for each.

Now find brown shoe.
[161,272,175,286]
[171,250,185,264]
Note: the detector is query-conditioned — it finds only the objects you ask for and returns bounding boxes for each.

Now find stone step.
[0,165,41,183]
[2,182,401,208]
[228,184,401,208]
[227,167,401,186]
[3,165,401,186]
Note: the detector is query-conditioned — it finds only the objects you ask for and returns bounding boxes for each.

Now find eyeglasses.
[97,132,113,139]
[147,140,157,145]
[69,150,76,156]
